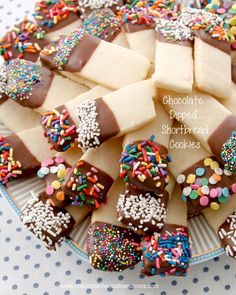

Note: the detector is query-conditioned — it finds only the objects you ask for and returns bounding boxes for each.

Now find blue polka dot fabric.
[0,0,236,294]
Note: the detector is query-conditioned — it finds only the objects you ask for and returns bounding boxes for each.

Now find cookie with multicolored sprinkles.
[33,0,82,41]
[0,17,47,62]
[0,127,55,185]
[40,28,151,89]
[2,59,88,114]
[62,138,122,210]
[141,185,191,277]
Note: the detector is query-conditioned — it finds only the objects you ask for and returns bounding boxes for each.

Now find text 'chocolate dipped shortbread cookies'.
[40,28,151,89]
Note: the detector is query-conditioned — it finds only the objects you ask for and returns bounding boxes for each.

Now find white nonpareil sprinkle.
[0,64,7,99]
[79,0,119,10]
[77,99,101,150]
[20,195,73,250]
[117,190,167,232]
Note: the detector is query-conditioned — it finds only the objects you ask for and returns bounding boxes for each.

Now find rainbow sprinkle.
[0,65,7,99]
[0,17,46,62]
[53,28,85,69]
[221,131,236,172]
[141,227,191,276]
[119,135,171,189]
[3,59,42,101]
[41,108,76,151]
[34,0,79,29]
[0,137,22,184]
[86,222,141,272]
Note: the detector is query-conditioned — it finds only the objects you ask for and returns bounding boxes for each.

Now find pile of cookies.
[0,0,236,277]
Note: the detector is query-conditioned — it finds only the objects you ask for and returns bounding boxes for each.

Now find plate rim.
[0,184,225,265]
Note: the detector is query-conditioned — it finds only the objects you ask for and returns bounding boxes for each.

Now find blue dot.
[25,235,31,240]
[193,278,198,283]
[15,246,20,251]
[86,289,92,294]
[45,253,51,258]
[44,272,50,278]
[214,276,220,281]
[12,284,18,290]
[225,285,231,290]
[97,277,102,283]
[23,274,29,279]
[140,294,144,295]
[43,292,49,295]
[16,227,22,232]
[87,268,92,274]
[35,244,41,249]
[161,292,167,295]
[66,251,72,256]
[224,265,230,270]
[13,265,19,271]
[118,275,124,281]
[203,287,209,292]
[55,281,60,287]
[65,270,71,276]
[34,263,40,269]
[5,237,11,242]
[182,290,188,294]
[65,291,70,295]
[55,261,61,267]
[76,259,82,265]
[24,255,30,260]
[7,219,12,224]
[203,267,209,272]
[139,274,145,279]
[2,276,8,281]
[129,284,134,289]
[4,256,9,262]
[0,210,3,215]
[75,279,81,285]
[107,286,113,292]
[172,280,177,286]
[213,257,219,262]
[33,283,39,288]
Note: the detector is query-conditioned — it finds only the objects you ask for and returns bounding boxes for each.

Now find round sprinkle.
[200,196,209,206]
[183,186,192,196]
[204,158,213,166]
[186,174,196,184]
[222,187,229,198]
[210,202,220,210]
[51,180,61,190]
[210,189,218,198]
[196,167,205,176]
[46,186,54,196]
[189,190,198,200]
[177,174,186,184]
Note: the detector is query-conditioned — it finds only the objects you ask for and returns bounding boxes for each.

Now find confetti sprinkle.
[0,17,46,62]
[83,8,121,41]
[65,160,113,209]
[79,0,120,11]
[119,136,171,191]
[221,131,236,172]
[41,108,77,151]
[0,137,22,184]
[53,28,85,69]
[3,59,42,101]
[21,192,74,250]
[141,226,191,276]
[177,157,236,211]
[86,222,141,271]
[77,99,100,150]
[34,0,80,29]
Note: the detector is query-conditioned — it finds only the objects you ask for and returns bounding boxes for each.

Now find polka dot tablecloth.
[0,0,236,294]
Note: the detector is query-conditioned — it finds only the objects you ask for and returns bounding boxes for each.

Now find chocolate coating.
[86,221,141,272]
[208,115,236,163]
[232,62,236,84]
[5,134,40,180]
[141,224,190,277]
[195,29,231,55]
[180,157,236,215]
[40,33,100,72]
[123,22,155,33]
[117,186,169,235]
[62,160,114,210]
[218,209,236,258]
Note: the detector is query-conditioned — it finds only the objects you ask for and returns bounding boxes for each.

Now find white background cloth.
[0,0,235,294]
